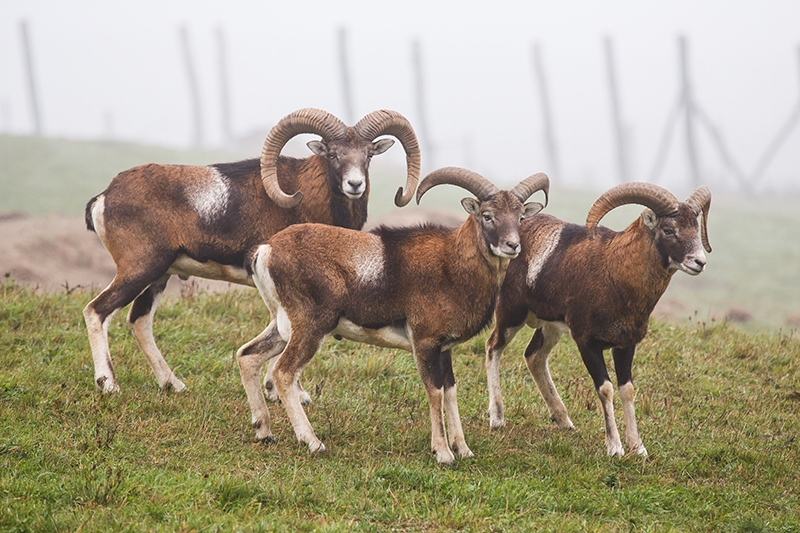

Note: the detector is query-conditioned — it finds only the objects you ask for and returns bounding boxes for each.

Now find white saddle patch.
[350,236,385,285]
[187,167,229,223]
[526,227,561,289]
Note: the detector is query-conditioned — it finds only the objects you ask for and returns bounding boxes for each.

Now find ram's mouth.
[343,185,366,199]
[680,262,704,275]
[491,245,521,259]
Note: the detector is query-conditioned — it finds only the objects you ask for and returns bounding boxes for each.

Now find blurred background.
[1,0,798,330]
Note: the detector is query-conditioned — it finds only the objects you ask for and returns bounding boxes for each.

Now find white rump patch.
[187,167,229,223]
[350,237,384,285]
[91,195,108,245]
[526,227,561,289]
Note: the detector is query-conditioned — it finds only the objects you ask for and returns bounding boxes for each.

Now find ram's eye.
[663,228,675,236]
[328,152,338,160]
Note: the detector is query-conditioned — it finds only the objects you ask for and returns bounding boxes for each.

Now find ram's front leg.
[237,321,286,443]
[578,340,624,457]
[612,346,648,457]
[441,349,474,460]
[414,340,459,465]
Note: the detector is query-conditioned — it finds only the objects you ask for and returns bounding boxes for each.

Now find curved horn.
[511,172,550,206]
[260,108,347,208]
[685,185,712,253]
[353,110,421,207]
[586,182,679,239]
[416,167,499,204]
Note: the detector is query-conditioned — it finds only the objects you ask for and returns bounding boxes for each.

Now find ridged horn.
[354,110,421,207]
[511,172,550,206]
[586,182,679,239]
[685,185,712,253]
[260,108,347,208]
[416,167,499,204]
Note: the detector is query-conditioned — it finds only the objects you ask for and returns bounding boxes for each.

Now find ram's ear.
[372,138,394,155]
[522,202,544,218]
[307,140,327,156]
[461,197,481,216]
[641,208,658,229]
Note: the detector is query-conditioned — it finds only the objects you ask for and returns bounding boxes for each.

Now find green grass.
[2,281,799,531]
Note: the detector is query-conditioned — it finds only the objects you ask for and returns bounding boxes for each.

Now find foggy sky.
[2,0,799,193]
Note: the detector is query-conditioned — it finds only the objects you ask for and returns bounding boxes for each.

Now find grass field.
[1,282,799,532]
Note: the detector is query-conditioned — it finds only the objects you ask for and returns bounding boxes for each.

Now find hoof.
[489,418,506,430]
[629,444,648,458]
[454,447,475,460]
[96,376,120,394]
[308,441,327,454]
[299,391,312,406]
[606,444,625,458]
[260,435,277,445]
[161,379,187,393]
[433,449,456,466]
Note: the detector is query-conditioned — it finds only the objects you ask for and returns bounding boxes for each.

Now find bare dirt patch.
[0,207,465,298]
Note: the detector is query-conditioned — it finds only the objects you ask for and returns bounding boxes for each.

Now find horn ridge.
[586,182,679,239]
[511,172,550,206]
[260,108,347,208]
[416,167,499,204]
[354,110,421,208]
[686,185,712,253]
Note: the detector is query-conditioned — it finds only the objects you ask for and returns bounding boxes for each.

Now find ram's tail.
[85,196,98,232]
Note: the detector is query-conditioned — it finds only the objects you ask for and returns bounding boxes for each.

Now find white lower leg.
[427,386,455,465]
[129,296,185,392]
[597,380,624,457]
[485,346,506,429]
[618,381,647,457]
[84,304,119,393]
[263,358,280,402]
[237,322,286,442]
[277,369,324,453]
[443,385,473,459]
[529,353,573,429]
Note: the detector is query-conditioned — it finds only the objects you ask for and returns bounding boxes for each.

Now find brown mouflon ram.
[485,182,711,458]
[237,167,549,465]
[84,108,420,394]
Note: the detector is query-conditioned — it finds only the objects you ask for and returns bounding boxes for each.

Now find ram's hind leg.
[127,275,186,392]
[264,357,312,406]
[270,312,333,454]
[237,321,287,443]
[485,323,524,429]
[524,323,573,429]
[84,272,162,393]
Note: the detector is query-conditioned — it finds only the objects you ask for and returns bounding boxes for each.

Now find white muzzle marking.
[342,167,366,198]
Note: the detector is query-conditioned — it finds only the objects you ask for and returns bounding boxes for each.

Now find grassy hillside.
[1,284,798,532]
[1,135,799,329]
[0,135,248,217]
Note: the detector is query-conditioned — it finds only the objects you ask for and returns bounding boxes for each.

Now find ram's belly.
[167,254,254,286]
[332,317,412,351]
